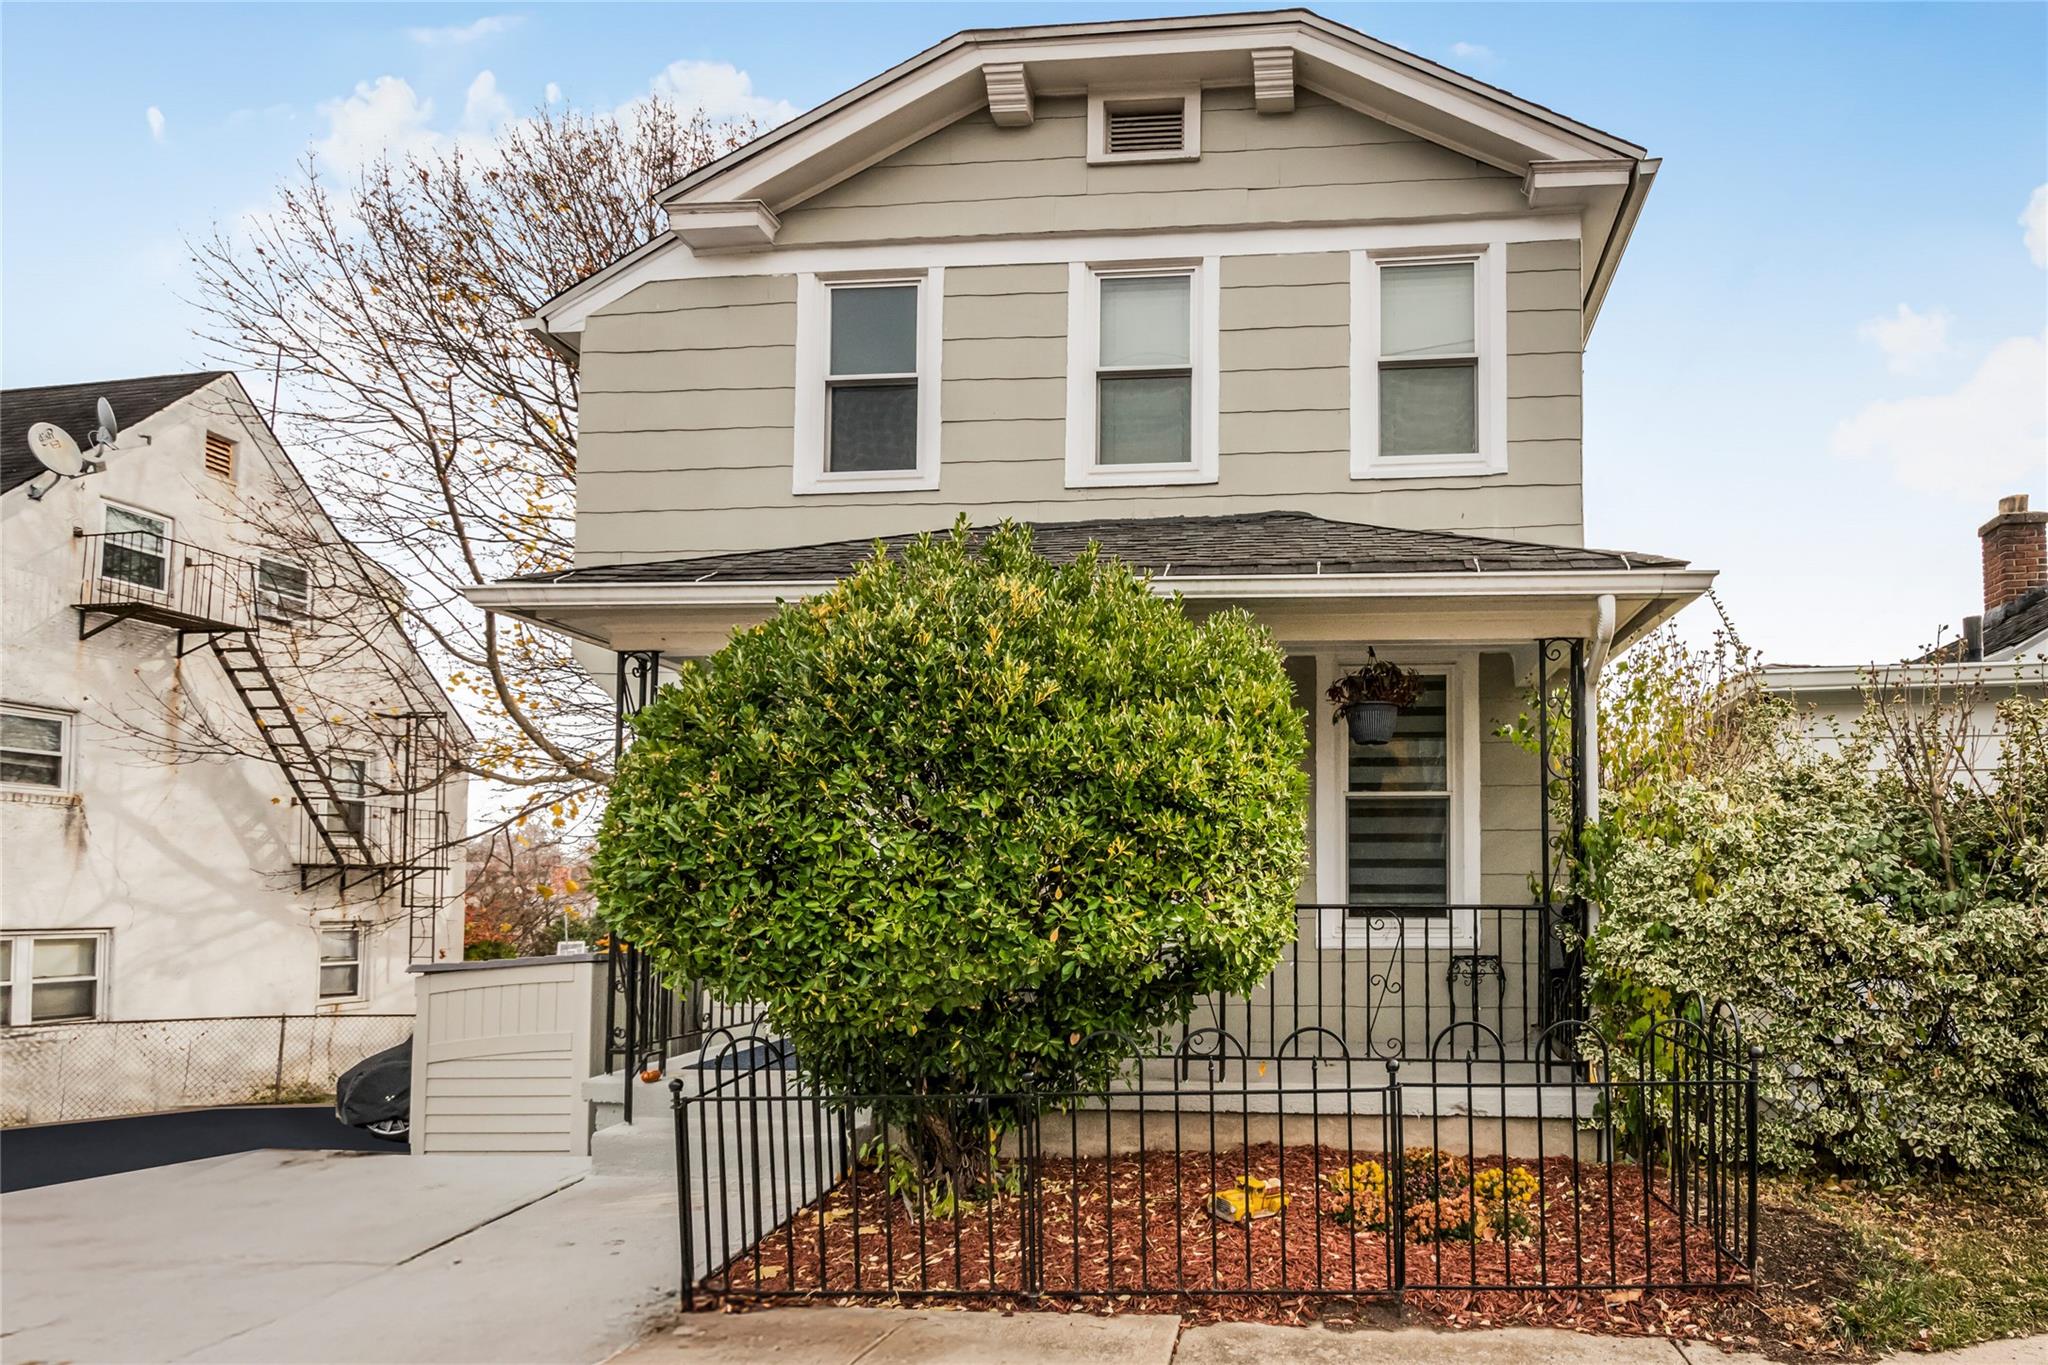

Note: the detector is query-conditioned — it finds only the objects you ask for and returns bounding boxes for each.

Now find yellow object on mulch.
[1208,1175,1289,1223]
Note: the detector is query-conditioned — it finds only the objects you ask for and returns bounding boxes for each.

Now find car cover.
[335,1037,411,1127]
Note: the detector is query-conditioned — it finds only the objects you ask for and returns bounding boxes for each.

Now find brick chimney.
[1980,492,2048,625]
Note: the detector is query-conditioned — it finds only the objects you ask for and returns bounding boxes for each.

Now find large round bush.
[594,522,1307,1116]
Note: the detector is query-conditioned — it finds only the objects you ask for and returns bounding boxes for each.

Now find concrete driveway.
[0,1150,674,1365]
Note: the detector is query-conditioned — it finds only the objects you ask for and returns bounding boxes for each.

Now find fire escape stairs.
[208,630,388,893]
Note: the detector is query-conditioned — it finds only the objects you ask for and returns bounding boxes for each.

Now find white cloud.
[2025,184,2047,268]
[313,76,440,167]
[145,106,166,142]
[462,70,512,131]
[1857,303,1951,376]
[544,81,562,105]
[1832,332,2047,498]
[1449,41,1499,67]
[406,15,520,46]
[649,59,799,127]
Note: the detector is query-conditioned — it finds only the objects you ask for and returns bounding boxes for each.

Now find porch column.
[1535,637,1592,1033]
[608,649,662,1122]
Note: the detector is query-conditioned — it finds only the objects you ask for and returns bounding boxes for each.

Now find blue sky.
[3,2,2043,665]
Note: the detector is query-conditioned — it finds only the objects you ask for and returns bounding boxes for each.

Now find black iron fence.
[1,1014,413,1127]
[669,1008,1757,1306]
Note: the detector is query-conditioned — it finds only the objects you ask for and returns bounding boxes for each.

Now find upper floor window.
[257,557,312,624]
[330,755,369,839]
[2,932,107,1026]
[1,704,69,791]
[1066,261,1218,488]
[1351,250,1507,479]
[793,272,942,494]
[101,503,171,593]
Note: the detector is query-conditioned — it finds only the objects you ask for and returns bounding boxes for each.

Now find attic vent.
[1106,104,1184,155]
[203,431,236,481]
[1089,89,1200,164]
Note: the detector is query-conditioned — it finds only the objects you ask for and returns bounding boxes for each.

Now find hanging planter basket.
[1345,701,1400,746]
[1327,650,1423,747]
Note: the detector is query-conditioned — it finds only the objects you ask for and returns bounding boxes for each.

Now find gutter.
[1761,658,2048,693]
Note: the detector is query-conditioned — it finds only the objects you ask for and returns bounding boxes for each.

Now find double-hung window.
[794,272,941,493]
[1067,261,1217,486]
[2,933,107,1026]
[101,504,171,593]
[1351,251,1505,478]
[1,705,69,790]
[318,925,362,1000]
[331,756,369,839]
[257,557,312,623]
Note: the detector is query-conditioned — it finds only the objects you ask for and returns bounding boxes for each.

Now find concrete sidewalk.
[617,1312,2048,1365]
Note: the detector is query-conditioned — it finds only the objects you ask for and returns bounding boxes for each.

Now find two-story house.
[468,10,1715,1063]
[1,371,468,1119]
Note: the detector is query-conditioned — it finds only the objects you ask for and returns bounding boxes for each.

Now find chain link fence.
[1,1015,413,1127]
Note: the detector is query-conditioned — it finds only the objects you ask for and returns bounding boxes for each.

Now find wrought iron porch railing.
[1190,902,1587,1064]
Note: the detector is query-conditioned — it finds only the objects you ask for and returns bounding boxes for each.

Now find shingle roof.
[510,511,1688,586]
[2,372,229,495]
[1986,590,2048,657]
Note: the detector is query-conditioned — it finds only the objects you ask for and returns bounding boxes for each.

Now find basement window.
[1087,89,1200,164]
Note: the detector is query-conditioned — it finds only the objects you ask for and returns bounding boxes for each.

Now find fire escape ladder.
[207,631,380,872]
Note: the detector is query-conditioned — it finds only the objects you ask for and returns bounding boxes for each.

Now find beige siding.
[411,959,602,1156]
[575,249,1582,561]
[777,90,1523,246]
[569,92,1585,564]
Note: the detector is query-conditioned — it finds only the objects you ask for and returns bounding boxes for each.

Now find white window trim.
[792,269,943,494]
[1312,651,1481,951]
[1065,259,1220,488]
[0,702,72,794]
[256,555,314,624]
[317,921,366,1004]
[99,500,176,595]
[1349,246,1509,480]
[2,930,111,1027]
[1086,86,1202,164]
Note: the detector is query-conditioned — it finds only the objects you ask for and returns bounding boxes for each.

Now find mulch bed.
[711,1142,1750,1333]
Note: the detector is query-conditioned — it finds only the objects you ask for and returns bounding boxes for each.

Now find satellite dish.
[88,397,121,456]
[27,422,84,477]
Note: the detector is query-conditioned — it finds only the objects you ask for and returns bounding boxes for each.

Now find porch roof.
[506,511,1686,586]
[465,512,1713,655]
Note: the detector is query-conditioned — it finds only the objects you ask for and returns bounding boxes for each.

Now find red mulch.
[711,1143,1750,1333]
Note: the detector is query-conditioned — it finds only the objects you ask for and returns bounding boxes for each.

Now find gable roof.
[2,371,228,495]
[531,8,1657,348]
[659,9,1644,211]
[506,510,1686,587]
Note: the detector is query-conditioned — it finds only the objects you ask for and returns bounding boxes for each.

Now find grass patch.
[1718,1174,2048,1358]
[1819,1175,2048,1354]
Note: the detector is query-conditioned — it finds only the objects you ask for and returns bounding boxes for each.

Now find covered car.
[334,1037,411,1141]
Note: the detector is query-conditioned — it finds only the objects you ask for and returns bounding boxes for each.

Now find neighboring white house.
[1763,493,2048,771]
[1,372,469,1030]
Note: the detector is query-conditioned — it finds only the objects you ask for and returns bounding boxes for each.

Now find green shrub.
[592,521,1306,1185]
[1574,626,2048,1174]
